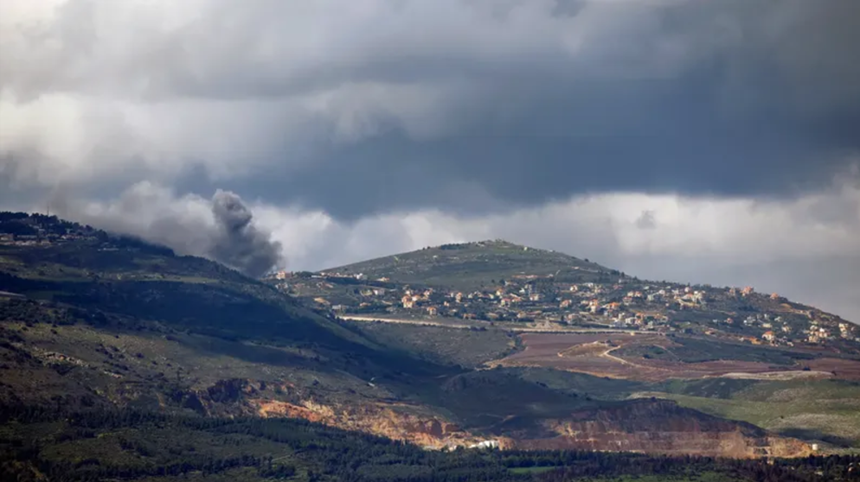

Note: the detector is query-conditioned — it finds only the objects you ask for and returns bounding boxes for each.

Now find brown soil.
[496,333,860,382]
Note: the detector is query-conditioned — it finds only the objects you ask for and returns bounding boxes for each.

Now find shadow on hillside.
[778,428,856,448]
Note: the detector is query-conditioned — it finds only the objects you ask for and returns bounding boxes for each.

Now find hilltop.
[320,240,614,291]
[282,240,856,348]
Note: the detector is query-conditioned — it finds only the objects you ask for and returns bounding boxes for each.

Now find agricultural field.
[494,332,860,382]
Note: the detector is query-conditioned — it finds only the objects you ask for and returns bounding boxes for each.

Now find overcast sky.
[1,0,858,322]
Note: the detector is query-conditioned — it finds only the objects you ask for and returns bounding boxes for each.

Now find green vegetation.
[614,344,679,362]
[5,212,860,478]
[640,379,860,451]
[508,466,557,474]
[507,368,644,400]
[585,475,737,482]
[347,321,521,368]
[2,405,857,482]
[325,240,614,291]
[612,337,818,366]
[0,241,366,349]
[655,378,760,400]
[668,337,816,366]
[430,368,607,430]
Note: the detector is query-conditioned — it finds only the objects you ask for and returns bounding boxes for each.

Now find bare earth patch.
[494,333,860,382]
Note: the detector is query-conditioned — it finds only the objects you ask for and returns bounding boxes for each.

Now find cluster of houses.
[0,232,95,247]
[0,214,97,247]
[272,270,858,347]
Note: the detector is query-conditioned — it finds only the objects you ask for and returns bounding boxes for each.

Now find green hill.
[321,240,616,291]
[0,213,455,412]
[302,240,856,349]
[0,216,370,350]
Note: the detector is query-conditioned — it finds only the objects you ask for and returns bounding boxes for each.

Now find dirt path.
[600,345,634,366]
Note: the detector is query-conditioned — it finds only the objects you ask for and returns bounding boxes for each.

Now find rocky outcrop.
[251,398,474,449]
[508,400,811,458]
[177,378,811,458]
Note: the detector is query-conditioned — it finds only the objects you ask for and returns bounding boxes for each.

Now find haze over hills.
[2,213,860,480]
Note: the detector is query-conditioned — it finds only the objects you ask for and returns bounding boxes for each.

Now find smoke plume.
[209,190,283,278]
[52,183,284,278]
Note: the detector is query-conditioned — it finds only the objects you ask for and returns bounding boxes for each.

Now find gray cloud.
[1,1,858,319]
[1,0,858,219]
[32,173,860,323]
[246,180,860,322]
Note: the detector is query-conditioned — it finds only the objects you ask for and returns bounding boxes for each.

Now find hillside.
[288,240,857,347]
[271,240,860,452]
[0,214,466,438]
[0,214,851,478]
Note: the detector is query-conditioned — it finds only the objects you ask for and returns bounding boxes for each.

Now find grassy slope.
[342,321,860,452]
[589,475,737,482]
[635,379,860,452]
[322,240,613,290]
[0,321,393,408]
[345,321,521,368]
[0,242,369,349]
[0,239,465,420]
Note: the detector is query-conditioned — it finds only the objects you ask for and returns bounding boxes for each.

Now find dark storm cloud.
[2,0,857,322]
[2,0,859,219]
[161,0,859,219]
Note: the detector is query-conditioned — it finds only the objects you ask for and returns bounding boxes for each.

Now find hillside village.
[0,213,101,246]
[267,242,859,351]
[0,213,177,259]
[3,215,857,351]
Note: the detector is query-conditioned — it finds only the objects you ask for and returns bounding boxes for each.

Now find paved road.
[339,314,639,334]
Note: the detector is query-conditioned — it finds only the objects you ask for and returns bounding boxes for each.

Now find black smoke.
[208,190,282,278]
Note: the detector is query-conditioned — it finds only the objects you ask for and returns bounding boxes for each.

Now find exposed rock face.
[508,400,811,458]
[251,398,474,449]
[180,378,810,458]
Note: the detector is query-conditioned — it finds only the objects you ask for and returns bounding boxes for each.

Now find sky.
[1,0,858,322]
